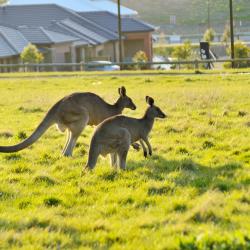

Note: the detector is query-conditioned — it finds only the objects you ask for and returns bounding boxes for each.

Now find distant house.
[0,4,154,66]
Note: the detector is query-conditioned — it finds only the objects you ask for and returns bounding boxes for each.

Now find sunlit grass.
[0,73,249,249]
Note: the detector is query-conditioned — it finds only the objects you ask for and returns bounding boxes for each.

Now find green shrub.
[224,41,250,68]
[132,50,148,69]
[203,28,216,43]
[21,43,44,64]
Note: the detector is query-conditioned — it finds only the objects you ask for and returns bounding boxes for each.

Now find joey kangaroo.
[0,86,136,157]
[84,96,166,171]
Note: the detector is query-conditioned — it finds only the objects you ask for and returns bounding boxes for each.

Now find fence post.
[194,59,199,70]
[24,63,28,72]
[80,61,85,71]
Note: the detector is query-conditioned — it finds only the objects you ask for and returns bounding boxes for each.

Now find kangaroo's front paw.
[149,151,152,156]
[144,151,148,158]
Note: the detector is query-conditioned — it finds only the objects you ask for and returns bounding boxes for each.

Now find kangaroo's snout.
[161,112,167,118]
[131,104,137,110]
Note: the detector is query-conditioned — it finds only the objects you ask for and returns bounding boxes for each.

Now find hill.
[118,0,250,34]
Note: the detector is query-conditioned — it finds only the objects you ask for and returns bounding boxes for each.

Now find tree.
[221,25,230,45]
[171,40,194,69]
[224,41,250,68]
[158,32,166,45]
[172,40,192,60]
[20,43,44,64]
[203,28,215,43]
[132,50,148,69]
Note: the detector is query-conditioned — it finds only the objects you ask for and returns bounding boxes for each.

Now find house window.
[170,15,176,25]
[64,52,71,63]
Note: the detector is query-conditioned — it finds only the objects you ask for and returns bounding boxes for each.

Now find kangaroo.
[84,96,166,171]
[0,86,137,157]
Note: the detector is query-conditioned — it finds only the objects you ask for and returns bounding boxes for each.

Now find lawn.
[0,72,249,249]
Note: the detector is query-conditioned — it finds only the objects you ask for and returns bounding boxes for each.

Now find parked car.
[86,61,120,71]
[152,55,172,70]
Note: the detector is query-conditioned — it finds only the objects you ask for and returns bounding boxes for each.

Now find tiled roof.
[60,19,108,44]
[0,35,17,58]
[78,11,155,33]
[17,26,79,44]
[0,4,118,44]
[0,25,29,58]
[9,0,138,16]
[47,22,91,45]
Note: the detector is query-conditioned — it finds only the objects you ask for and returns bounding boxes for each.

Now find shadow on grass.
[127,155,245,194]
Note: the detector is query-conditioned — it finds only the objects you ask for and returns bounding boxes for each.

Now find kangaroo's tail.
[0,103,59,153]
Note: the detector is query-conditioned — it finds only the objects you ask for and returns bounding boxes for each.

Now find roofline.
[39,26,54,43]
[78,10,156,32]
[1,3,59,7]
[55,4,119,40]
[56,20,96,44]
[123,29,155,33]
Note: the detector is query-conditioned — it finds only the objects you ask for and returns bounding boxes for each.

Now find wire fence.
[0,58,250,72]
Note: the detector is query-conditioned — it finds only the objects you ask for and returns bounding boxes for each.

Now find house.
[0,4,155,67]
[78,11,155,61]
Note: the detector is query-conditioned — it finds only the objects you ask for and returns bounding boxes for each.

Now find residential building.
[0,4,154,67]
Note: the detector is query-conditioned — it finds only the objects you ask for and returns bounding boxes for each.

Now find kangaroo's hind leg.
[63,111,89,157]
[117,129,131,170]
[110,153,118,168]
[62,129,71,155]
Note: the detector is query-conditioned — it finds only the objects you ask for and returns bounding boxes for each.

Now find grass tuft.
[202,140,215,149]
[44,197,62,207]
[18,106,43,113]
[17,131,27,140]
[0,131,13,138]
[4,153,22,161]
[33,175,57,186]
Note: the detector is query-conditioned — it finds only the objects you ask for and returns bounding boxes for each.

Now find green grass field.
[0,72,250,249]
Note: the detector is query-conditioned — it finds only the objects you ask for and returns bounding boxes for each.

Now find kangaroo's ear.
[146,96,154,106]
[120,86,126,96]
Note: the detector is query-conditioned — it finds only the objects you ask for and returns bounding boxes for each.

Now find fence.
[0,58,250,72]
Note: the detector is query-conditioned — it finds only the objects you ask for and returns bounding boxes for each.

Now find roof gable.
[0,25,29,57]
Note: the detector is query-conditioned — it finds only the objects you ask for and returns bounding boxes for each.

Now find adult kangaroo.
[0,86,136,157]
[84,96,166,171]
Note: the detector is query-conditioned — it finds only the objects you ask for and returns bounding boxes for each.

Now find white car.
[152,56,172,70]
[87,61,120,71]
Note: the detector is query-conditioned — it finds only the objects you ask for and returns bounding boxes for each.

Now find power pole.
[117,0,123,63]
[229,0,235,68]
[207,0,210,29]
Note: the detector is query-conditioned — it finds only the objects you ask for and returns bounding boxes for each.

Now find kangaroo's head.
[145,96,166,119]
[117,86,136,110]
